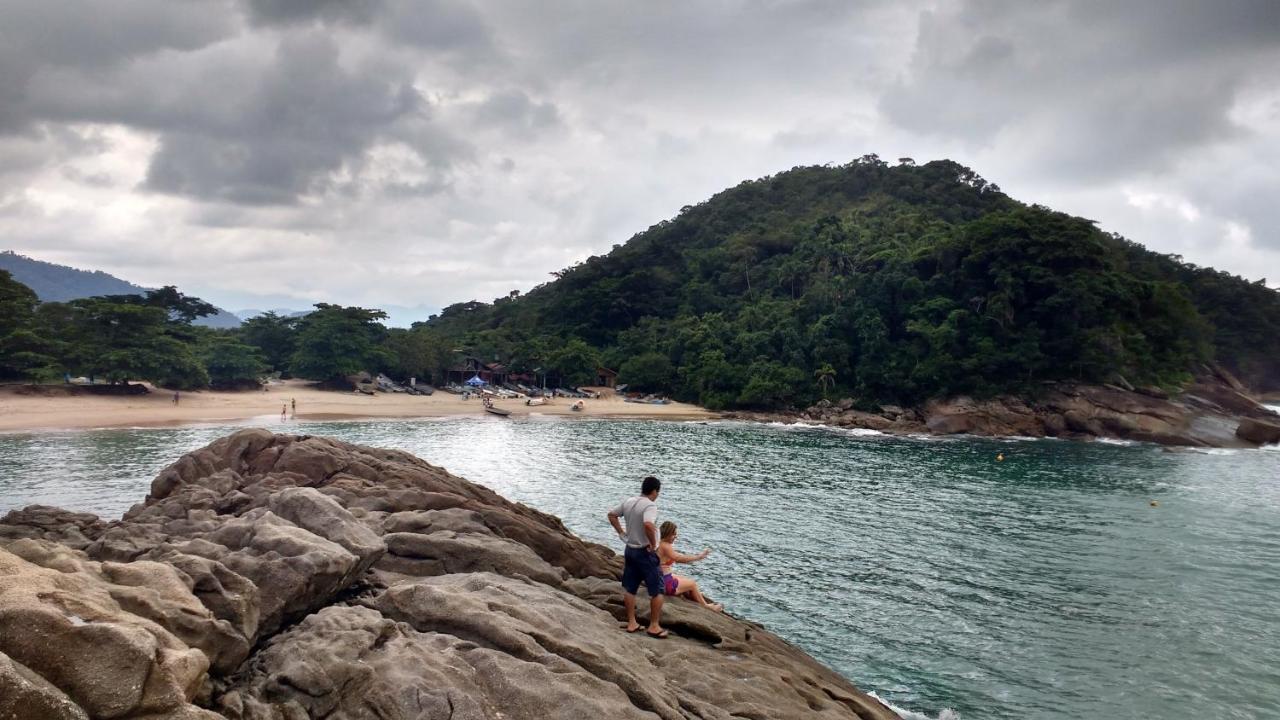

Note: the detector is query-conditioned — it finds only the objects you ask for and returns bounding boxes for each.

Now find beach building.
[595,367,619,388]
[445,356,509,386]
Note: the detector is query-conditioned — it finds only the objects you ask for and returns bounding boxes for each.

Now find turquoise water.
[1,417,1278,720]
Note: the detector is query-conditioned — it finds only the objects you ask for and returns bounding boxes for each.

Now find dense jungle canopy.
[422,157,1280,409]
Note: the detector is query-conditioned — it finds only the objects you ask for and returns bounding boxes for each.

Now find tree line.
[0,273,609,390]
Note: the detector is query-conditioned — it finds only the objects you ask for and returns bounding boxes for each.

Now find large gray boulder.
[0,430,898,720]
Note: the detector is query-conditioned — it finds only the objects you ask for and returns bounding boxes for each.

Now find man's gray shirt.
[613,496,657,548]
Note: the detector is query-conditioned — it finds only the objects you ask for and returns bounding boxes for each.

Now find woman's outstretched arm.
[670,547,710,564]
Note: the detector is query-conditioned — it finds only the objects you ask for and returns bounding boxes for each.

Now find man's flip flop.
[646,629,669,639]
[622,625,643,633]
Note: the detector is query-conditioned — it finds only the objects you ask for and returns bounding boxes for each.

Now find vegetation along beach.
[2,3,1279,719]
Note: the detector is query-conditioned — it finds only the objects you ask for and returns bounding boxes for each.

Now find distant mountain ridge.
[234,308,312,320]
[0,251,242,328]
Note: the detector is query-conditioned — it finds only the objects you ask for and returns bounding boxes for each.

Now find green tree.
[0,271,60,380]
[814,363,836,397]
[383,327,451,383]
[546,338,600,387]
[678,349,737,409]
[239,312,298,373]
[200,335,265,388]
[290,304,394,382]
[738,359,806,409]
[619,352,674,392]
[49,297,208,387]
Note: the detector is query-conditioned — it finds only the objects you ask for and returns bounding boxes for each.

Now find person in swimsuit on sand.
[657,521,722,612]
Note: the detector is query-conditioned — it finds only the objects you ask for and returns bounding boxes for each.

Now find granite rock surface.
[0,429,897,720]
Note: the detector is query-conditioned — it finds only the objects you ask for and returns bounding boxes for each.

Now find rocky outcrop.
[742,376,1280,448]
[1236,417,1280,445]
[0,430,897,720]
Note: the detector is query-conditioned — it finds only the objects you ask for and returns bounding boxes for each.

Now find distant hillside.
[235,308,312,321]
[0,251,241,328]
[425,157,1280,409]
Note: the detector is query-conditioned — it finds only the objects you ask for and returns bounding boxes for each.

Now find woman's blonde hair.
[659,521,677,540]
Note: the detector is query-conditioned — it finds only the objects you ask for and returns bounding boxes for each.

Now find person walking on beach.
[172,391,180,405]
[280,403,287,421]
[291,397,296,418]
[607,476,667,638]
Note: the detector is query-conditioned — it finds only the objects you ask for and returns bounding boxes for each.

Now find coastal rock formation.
[749,375,1280,448]
[1236,417,1280,445]
[0,430,898,720]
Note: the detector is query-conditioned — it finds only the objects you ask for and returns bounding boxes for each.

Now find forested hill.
[0,251,241,328]
[425,157,1280,410]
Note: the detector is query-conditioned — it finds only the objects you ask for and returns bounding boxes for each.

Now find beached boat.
[484,405,511,417]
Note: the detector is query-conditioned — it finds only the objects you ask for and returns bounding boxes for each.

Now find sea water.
[1,417,1277,720]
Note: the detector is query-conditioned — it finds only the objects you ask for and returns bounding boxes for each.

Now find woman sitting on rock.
[657,521,722,612]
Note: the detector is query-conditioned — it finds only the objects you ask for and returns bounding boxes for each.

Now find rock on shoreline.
[0,430,899,720]
[726,373,1280,448]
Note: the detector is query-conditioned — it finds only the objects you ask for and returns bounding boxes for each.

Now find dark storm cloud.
[471,90,561,139]
[881,0,1280,179]
[377,0,494,52]
[6,25,474,206]
[139,32,440,204]
[0,0,234,67]
[0,0,235,132]
[240,0,384,27]
[0,0,489,207]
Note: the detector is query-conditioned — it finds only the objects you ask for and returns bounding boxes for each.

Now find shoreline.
[725,376,1280,449]
[4,379,1276,449]
[0,380,714,434]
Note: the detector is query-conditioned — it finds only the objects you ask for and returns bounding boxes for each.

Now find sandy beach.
[0,380,714,433]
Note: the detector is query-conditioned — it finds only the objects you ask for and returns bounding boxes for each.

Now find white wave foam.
[842,427,886,437]
[868,692,961,720]
[1094,437,1136,446]
[763,421,887,438]
[764,421,826,430]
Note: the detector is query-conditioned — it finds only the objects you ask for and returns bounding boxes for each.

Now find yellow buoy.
[1150,500,1159,507]
[996,453,1004,462]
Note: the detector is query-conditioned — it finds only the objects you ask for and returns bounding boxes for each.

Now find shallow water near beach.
[2,417,1278,720]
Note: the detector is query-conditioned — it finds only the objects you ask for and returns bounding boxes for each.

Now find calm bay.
[1,417,1277,720]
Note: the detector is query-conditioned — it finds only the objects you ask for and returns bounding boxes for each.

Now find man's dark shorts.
[621,545,663,597]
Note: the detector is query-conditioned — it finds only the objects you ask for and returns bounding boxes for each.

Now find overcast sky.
[2,0,1277,325]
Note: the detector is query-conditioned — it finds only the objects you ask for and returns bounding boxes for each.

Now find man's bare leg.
[647,594,665,634]
[623,592,640,631]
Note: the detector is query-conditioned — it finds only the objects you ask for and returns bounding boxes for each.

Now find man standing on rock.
[607,476,667,638]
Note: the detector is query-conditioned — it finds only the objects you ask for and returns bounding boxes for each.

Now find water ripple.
[1,419,1278,720]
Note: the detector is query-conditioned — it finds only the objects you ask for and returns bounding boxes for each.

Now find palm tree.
[814,363,836,397]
